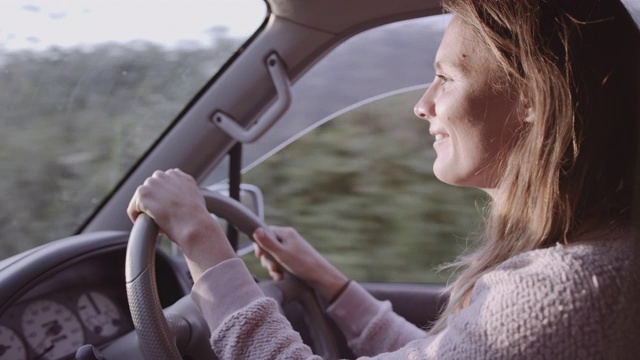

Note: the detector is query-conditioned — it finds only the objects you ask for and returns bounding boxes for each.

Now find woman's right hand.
[253,226,349,302]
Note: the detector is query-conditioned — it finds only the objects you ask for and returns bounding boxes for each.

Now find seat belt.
[227,142,242,251]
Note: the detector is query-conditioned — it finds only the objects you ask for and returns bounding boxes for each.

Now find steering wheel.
[125,189,339,360]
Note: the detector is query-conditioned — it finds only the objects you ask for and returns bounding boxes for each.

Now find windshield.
[0,0,267,259]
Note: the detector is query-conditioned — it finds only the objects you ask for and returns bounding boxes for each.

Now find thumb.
[253,227,281,253]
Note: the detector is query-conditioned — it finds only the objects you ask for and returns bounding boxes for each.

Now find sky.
[0,0,638,52]
[0,0,267,51]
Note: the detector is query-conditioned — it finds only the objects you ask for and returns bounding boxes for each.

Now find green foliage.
[244,91,486,283]
[0,40,241,258]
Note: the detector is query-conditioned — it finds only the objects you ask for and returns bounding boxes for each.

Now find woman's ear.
[523,106,535,123]
[517,93,535,123]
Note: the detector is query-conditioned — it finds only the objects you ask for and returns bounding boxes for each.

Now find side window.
[0,1,266,258]
[210,14,486,284]
[243,88,485,283]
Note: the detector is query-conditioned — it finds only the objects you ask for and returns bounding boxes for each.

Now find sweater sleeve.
[191,237,640,360]
[326,281,427,356]
[192,258,428,359]
[357,240,640,359]
[191,258,321,360]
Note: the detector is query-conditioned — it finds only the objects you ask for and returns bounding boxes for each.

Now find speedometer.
[21,300,84,360]
[77,291,121,337]
[0,325,27,360]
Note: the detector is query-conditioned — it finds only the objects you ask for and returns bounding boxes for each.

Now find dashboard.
[0,233,191,360]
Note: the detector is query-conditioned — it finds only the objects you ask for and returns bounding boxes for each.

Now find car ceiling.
[269,0,444,34]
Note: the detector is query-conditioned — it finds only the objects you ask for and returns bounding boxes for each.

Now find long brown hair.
[431,0,640,333]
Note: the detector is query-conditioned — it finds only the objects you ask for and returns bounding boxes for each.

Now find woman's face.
[414,17,523,194]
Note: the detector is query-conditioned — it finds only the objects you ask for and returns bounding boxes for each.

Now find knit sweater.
[191,228,640,359]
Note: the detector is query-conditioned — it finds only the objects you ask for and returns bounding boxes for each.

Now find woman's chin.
[433,162,462,187]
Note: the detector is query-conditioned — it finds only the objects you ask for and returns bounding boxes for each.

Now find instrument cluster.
[0,286,130,360]
[0,240,189,360]
[0,250,136,360]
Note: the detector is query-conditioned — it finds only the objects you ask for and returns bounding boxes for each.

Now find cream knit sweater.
[191,228,640,359]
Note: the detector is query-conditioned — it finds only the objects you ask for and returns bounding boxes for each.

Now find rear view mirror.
[205,183,265,256]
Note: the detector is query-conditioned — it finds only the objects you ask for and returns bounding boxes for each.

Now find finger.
[127,190,142,223]
[166,168,184,179]
[254,243,265,258]
[259,254,274,271]
[271,226,297,243]
[258,252,279,272]
[269,269,283,281]
[260,255,282,280]
[253,227,281,253]
[151,169,166,179]
[166,168,197,186]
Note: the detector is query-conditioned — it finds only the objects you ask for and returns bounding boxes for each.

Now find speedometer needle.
[88,293,101,314]
[34,343,54,360]
[33,321,62,358]
[0,344,11,356]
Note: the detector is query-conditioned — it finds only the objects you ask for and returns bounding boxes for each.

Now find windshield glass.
[0,0,267,259]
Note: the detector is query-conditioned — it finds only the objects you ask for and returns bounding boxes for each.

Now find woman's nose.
[413,86,435,120]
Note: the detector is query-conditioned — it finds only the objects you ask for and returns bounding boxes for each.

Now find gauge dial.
[0,325,27,360]
[77,291,122,337]
[21,300,84,360]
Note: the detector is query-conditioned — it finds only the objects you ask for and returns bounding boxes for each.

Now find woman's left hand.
[127,169,236,281]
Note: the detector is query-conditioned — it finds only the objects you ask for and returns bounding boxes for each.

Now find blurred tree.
[0,38,241,258]
[244,91,486,283]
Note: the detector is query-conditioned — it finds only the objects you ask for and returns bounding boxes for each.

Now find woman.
[128,0,640,358]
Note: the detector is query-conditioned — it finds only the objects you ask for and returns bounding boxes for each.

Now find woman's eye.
[436,74,450,83]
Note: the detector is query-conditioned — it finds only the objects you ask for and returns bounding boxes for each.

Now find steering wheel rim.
[125,189,339,360]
